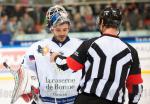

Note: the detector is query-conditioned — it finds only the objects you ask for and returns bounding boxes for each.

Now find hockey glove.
[55,55,68,71]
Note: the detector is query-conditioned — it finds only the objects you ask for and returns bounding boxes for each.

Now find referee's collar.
[102,34,119,38]
[52,36,70,47]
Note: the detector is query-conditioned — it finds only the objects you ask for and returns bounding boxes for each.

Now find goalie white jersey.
[22,37,82,104]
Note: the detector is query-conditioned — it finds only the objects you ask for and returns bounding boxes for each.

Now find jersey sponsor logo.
[37,45,49,56]
[44,77,78,98]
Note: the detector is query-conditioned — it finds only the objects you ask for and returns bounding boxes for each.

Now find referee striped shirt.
[64,34,143,104]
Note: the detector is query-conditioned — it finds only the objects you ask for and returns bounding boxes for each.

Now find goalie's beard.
[56,35,67,42]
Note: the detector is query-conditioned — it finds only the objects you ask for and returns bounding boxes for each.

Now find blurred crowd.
[0,2,150,36]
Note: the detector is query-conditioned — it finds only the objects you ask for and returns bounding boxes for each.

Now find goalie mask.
[46,5,70,29]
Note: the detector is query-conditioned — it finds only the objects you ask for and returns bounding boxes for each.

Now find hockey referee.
[51,7,143,104]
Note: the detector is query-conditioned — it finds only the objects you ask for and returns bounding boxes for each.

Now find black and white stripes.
[77,36,139,103]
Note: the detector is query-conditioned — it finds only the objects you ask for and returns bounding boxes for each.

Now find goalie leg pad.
[11,67,39,103]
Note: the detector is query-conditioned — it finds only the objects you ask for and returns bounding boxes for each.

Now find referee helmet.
[98,7,122,28]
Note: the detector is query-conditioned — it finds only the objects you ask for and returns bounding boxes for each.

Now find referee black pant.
[74,92,123,104]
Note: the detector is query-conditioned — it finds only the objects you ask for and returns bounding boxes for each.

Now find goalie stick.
[3,62,21,104]
[3,62,43,104]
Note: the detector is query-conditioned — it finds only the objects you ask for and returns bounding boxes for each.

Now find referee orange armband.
[66,57,84,71]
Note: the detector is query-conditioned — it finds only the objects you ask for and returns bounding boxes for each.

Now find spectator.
[0,12,9,33]
[0,23,12,46]
[0,4,4,16]
[14,22,25,35]
[8,16,18,34]
[93,4,101,16]
[82,5,96,31]
[122,9,131,31]
[30,4,45,33]
[12,3,24,21]
[72,13,86,32]
[128,8,142,30]
[143,4,150,29]
[20,12,34,34]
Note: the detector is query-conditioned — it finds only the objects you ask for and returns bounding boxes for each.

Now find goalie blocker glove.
[21,86,39,102]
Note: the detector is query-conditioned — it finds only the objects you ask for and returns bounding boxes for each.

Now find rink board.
[0,39,150,73]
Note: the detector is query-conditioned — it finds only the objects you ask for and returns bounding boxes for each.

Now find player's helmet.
[46,5,70,28]
[98,7,122,28]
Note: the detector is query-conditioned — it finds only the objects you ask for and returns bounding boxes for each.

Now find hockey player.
[18,5,82,104]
